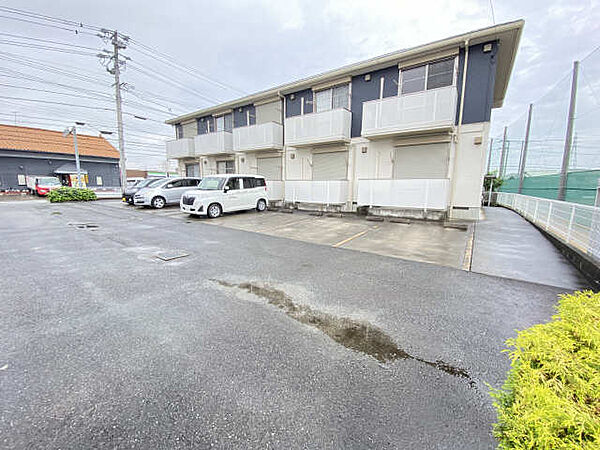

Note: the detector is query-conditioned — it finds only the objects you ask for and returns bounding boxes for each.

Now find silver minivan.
[133,177,201,208]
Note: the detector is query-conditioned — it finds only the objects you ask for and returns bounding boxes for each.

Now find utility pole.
[486,138,494,174]
[63,122,84,188]
[558,61,580,201]
[498,126,508,178]
[98,29,129,192]
[518,103,533,194]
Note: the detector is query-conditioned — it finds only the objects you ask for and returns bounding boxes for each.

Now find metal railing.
[496,192,600,262]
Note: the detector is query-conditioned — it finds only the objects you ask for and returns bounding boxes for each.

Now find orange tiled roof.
[0,124,120,159]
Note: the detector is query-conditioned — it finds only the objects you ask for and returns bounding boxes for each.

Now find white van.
[180,174,268,218]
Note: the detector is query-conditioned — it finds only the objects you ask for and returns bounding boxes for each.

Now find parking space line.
[332,229,370,248]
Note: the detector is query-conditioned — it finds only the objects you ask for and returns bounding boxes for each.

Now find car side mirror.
[224,185,230,193]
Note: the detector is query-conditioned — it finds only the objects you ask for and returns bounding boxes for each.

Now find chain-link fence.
[487,46,600,206]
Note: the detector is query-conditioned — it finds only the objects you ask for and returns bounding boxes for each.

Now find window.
[255,178,266,187]
[96,176,103,185]
[224,113,233,132]
[315,84,349,112]
[215,116,224,132]
[217,160,235,174]
[225,177,241,190]
[185,163,199,177]
[401,66,426,94]
[183,178,200,187]
[401,58,455,95]
[332,84,349,109]
[242,177,257,189]
[315,89,333,112]
[166,180,184,188]
[427,59,454,89]
[175,124,183,139]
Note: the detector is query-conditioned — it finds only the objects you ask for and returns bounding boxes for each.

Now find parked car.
[122,177,164,204]
[133,177,201,208]
[180,174,268,218]
[26,176,62,196]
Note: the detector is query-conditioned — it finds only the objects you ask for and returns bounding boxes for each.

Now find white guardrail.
[284,180,348,204]
[496,192,600,262]
[357,178,450,210]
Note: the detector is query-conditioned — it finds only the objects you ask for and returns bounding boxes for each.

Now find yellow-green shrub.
[491,291,600,449]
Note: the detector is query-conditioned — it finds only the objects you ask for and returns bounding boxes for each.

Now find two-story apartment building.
[166,20,523,220]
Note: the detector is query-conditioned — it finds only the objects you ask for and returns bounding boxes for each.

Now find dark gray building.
[0,124,121,190]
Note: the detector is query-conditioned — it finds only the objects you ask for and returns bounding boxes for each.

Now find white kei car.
[180,174,268,218]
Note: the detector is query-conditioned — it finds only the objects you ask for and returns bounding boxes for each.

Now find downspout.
[447,39,469,216]
[278,90,286,204]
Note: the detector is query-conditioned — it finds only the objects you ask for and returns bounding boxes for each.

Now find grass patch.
[491,291,600,449]
[47,187,97,203]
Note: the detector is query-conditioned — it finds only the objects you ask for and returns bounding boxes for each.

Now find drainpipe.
[278,90,286,204]
[447,39,469,217]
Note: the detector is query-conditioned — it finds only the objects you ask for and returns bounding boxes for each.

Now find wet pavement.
[471,207,589,290]
[0,201,572,448]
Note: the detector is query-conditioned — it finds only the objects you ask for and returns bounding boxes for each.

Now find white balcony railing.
[193,131,233,156]
[233,122,283,152]
[361,86,458,138]
[357,179,450,210]
[266,180,284,201]
[284,108,352,147]
[284,180,348,204]
[166,138,194,159]
[496,193,600,263]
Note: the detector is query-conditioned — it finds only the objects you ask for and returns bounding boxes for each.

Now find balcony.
[357,179,450,210]
[233,122,283,152]
[284,108,351,147]
[361,86,458,138]
[285,180,348,204]
[166,138,194,159]
[193,131,233,156]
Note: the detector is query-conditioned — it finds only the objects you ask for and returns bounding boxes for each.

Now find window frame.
[313,83,350,113]
[398,56,457,96]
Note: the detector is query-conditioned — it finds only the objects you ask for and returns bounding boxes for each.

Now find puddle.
[51,211,62,215]
[214,280,473,385]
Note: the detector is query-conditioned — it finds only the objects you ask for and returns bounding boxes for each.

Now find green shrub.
[491,291,600,449]
[47,187,97,203]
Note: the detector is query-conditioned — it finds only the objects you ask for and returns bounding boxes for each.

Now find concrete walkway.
[471,207,589,290]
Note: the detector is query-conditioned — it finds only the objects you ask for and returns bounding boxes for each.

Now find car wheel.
[151,196,166,209]
[256,199,267,212]
[207,203,222,219]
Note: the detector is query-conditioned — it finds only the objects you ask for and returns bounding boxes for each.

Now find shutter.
[393,143,449,179]
[257,156,282,180]
[312,151,347,180]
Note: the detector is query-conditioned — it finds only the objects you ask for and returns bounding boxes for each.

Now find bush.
[47,187,97,203]
[491,291,600,449]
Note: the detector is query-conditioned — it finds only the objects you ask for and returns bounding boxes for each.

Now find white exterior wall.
[285,147,313,180]
[449,122,489,219]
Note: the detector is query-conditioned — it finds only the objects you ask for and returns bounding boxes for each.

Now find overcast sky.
[1,0,598,173]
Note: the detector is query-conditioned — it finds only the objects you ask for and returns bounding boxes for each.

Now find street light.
[63,123,84,188]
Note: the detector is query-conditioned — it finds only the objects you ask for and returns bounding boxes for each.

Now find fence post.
[534,199,539,223]
[518,104,533,194]
[546,203,552,231]
[567,205,575,244]
[558,61,580,201]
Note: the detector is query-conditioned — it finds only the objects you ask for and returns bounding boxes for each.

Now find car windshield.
[140,178,163,188]
[38,177,60,186]
[197,177,225,190]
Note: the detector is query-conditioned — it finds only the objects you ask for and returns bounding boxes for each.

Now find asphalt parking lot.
[106,200,471,269]
[0,200,574,448]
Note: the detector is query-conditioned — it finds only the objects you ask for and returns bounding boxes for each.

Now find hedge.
[47,187,97,203]
[491,291,600,449]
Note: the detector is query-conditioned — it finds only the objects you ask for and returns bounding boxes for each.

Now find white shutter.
[393,143,449,179]
[312,151,347,180]
[257,156,282,180]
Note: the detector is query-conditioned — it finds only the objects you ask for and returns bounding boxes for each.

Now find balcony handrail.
[286,107,351,120]
[361,85,457,106]
[232,121,281,129]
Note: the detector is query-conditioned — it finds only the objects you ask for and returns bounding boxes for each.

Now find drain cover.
[156,251,189,261]
[68,222,99,229]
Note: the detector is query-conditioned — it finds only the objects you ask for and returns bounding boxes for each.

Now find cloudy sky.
[0,0,598,174]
